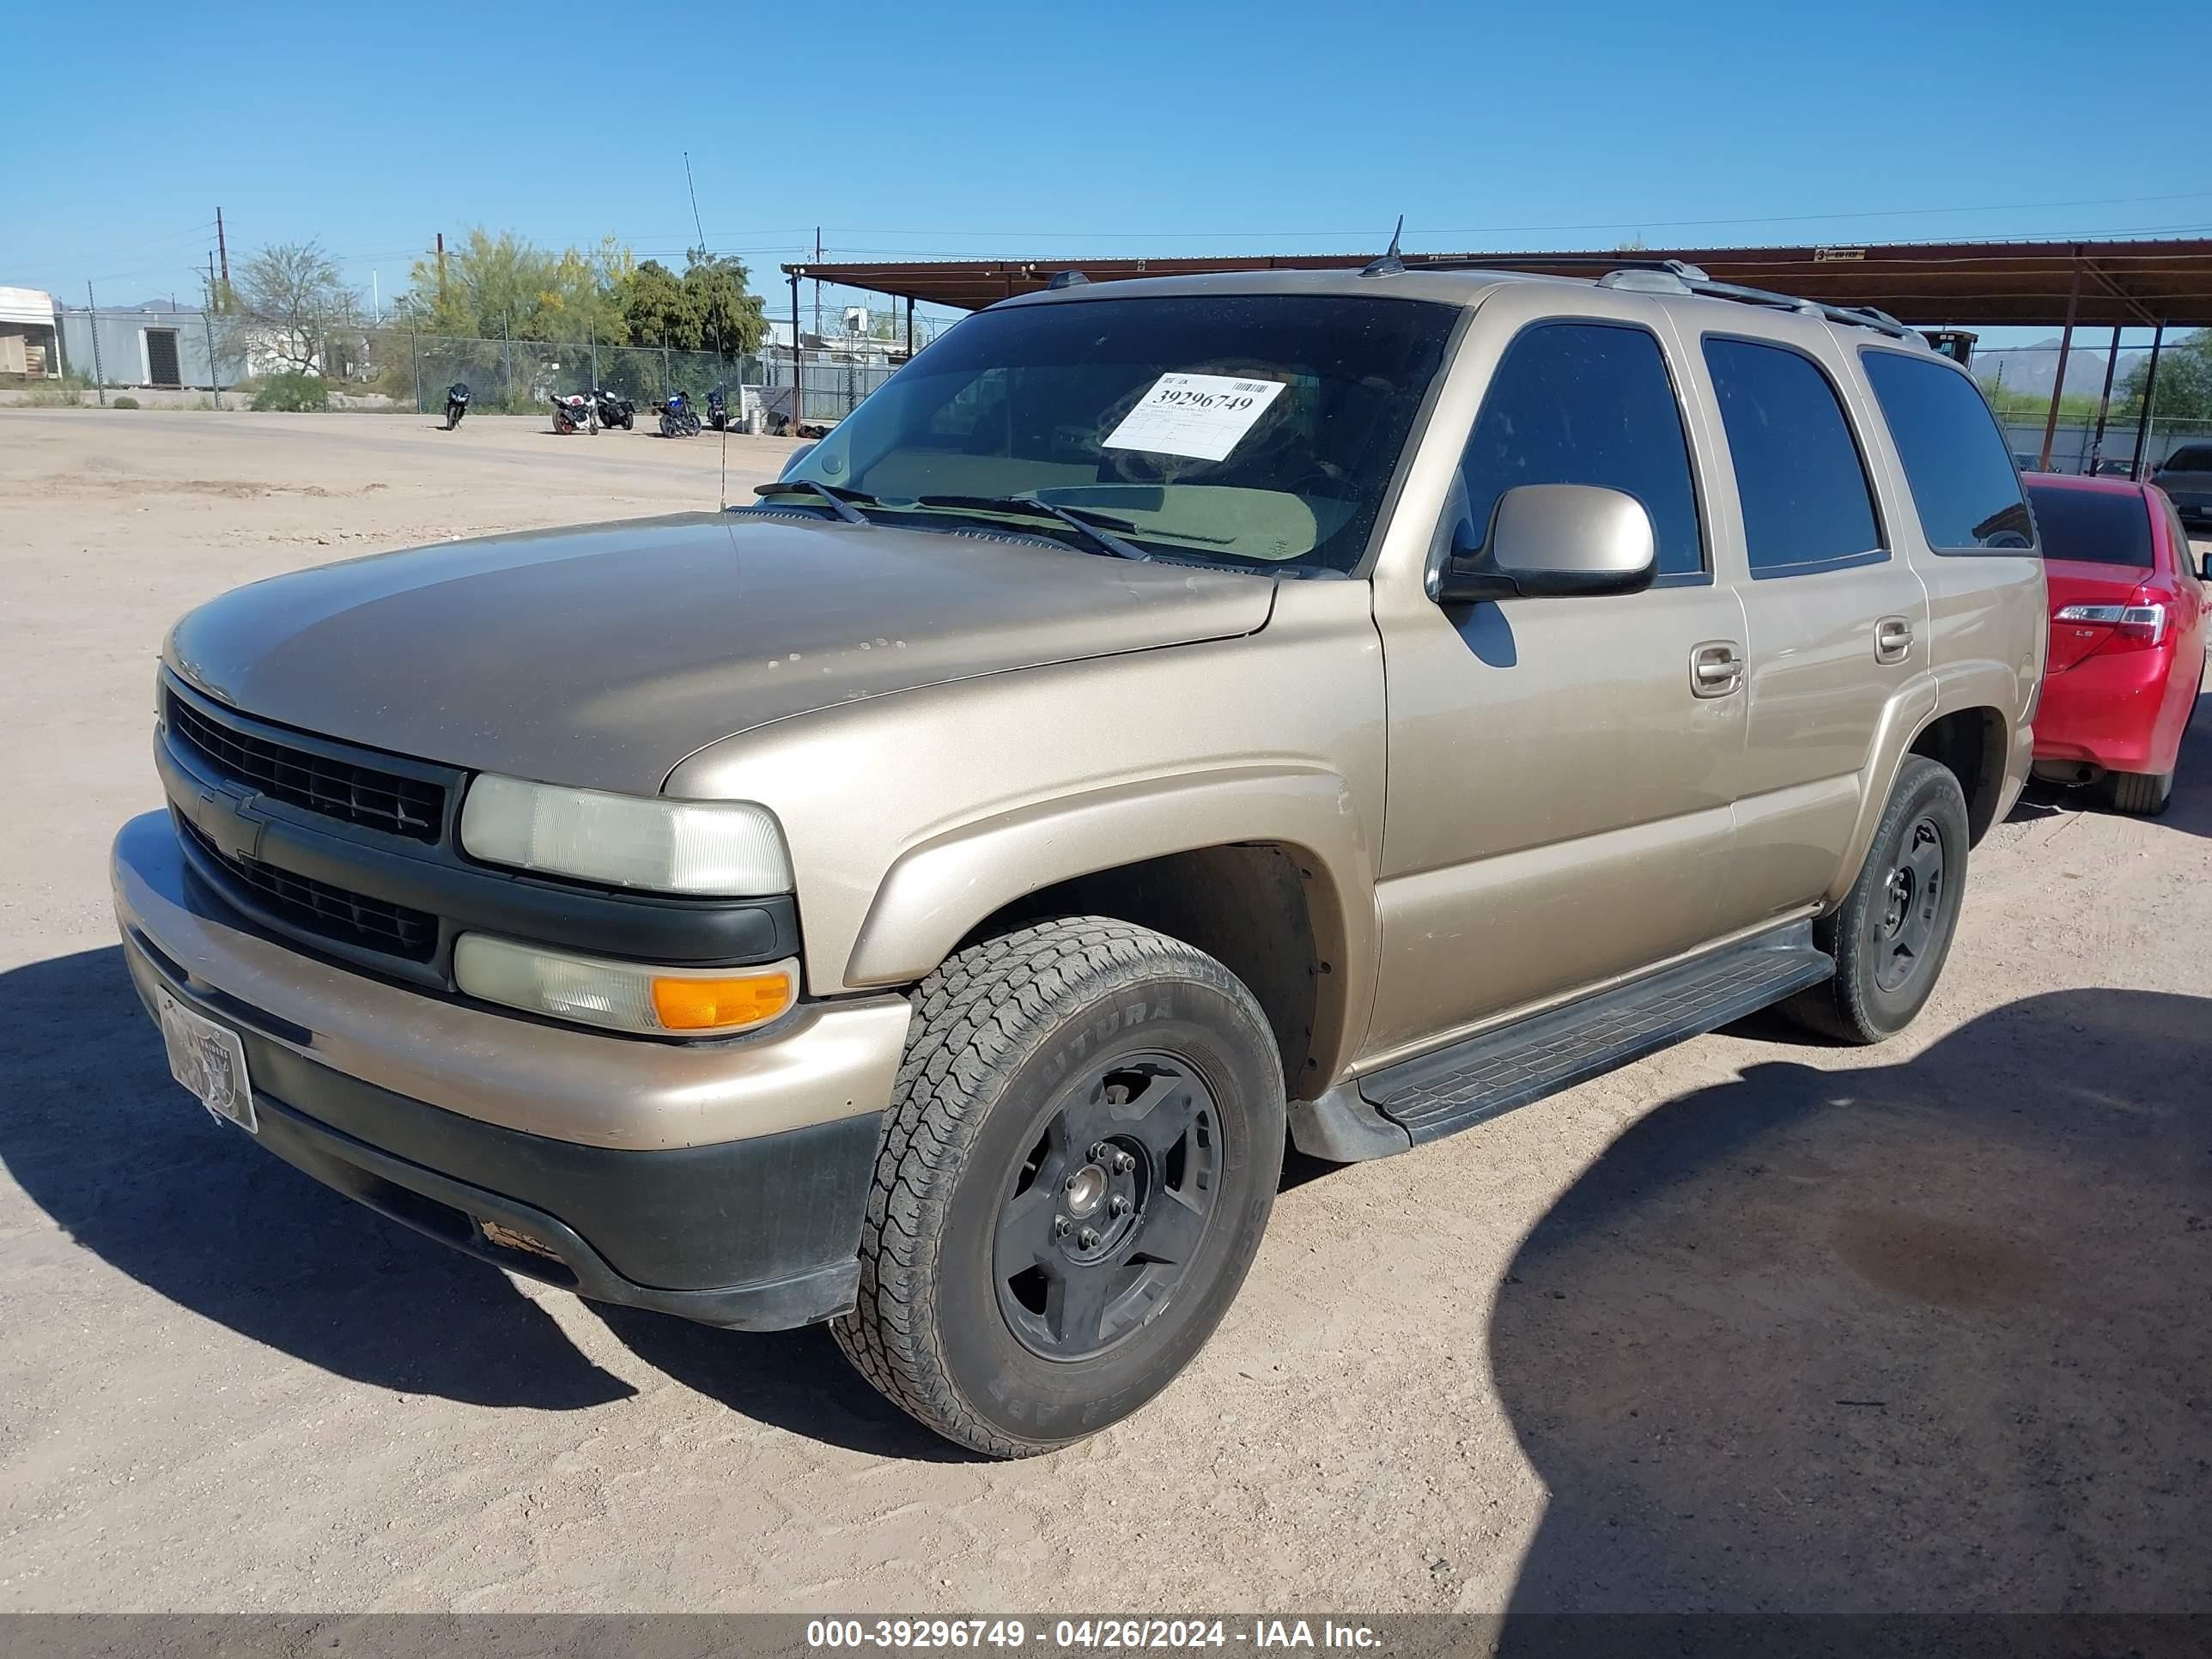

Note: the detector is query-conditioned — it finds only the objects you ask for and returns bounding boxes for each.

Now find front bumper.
[112,811,912,1328]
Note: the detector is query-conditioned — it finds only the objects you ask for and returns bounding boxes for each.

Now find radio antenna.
[682,150,732,512]
[1362,215,1407,277]
[683,150,707,252]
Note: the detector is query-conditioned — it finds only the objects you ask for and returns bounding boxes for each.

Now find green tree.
[681,249,768,359]
[405,228,632,343]
[2118,330,2212,422]
[617,258,695,350]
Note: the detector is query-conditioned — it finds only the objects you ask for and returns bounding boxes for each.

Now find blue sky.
[7,0,2203,349]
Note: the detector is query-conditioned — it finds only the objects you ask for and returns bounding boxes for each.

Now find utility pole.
[216,207,230,294]
[813,227,823,346]
[203,307,223,410]
[86,282,106,406]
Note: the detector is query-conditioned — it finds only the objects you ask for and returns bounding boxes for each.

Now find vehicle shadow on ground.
[1491,987,2212,1620]
[592,1308,976,1462]
[0,946,634,1410]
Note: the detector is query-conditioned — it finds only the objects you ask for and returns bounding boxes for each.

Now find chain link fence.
[40,307,906,428]
[374,326,900,428]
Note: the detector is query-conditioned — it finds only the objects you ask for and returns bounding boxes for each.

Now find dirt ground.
[2,410,2209,1615]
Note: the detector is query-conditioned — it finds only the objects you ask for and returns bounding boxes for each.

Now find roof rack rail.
[1680,277,1921,341]
[1364,253,1924,343]
[1377,254,1713,281]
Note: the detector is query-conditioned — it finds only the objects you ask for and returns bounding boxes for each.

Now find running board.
[1358,922,1832,1147]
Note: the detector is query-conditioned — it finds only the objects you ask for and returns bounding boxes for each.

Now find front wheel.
[835,917,1286,1457]
[1785,755,1970,1045]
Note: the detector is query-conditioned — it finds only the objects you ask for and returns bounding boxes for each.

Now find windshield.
[780,293,1460,574]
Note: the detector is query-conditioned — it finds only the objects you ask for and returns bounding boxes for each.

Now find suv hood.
[167,512,1277,797]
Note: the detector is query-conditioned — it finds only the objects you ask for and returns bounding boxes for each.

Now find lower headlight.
[453,933,799,1037]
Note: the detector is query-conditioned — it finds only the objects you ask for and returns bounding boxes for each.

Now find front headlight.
[454,933,799,1037]
[459,774,792,895]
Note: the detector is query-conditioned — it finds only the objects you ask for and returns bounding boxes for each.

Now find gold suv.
[115,262,2047,1455]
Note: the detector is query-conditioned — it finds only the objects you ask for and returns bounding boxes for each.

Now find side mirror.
[2200,551,2211,583]
[1431,483,1658,605]
[779,441,819,481]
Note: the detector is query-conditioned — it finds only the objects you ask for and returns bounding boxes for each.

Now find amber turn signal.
[651,968,795,1032]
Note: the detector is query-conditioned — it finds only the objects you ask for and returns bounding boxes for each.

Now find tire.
[834,916,1286,1457]
[1785,756,1971,1046]
[2106,769,2173,816]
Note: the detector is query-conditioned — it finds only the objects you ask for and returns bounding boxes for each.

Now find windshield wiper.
[912,494,1151,562]
[750,479,878,525]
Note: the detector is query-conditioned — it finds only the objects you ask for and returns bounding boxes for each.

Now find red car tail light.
[2052,602,2169,651]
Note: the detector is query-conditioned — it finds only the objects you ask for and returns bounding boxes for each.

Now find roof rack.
[1365,253,1923,343]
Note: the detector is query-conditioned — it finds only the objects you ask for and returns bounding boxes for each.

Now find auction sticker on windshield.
[1103,372,1287,462]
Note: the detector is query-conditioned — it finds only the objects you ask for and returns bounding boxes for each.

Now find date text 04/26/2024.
[805,1621,1385,1651]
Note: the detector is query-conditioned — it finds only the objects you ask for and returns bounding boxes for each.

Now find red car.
[2025,472,2209,814]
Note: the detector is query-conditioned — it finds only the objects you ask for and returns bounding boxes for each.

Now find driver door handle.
[1875,616,1914,665]
[1691,641,1744,698]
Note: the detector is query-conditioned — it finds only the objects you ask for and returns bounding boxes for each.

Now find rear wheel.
[2106,768,2174,816]
[1785,756,1970,1045]
[834,917,1285,1457]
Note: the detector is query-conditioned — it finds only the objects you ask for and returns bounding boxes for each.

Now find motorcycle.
[592,388,635,431]
[705,386,732,432]
[442,383,470,430]
[658,390,702,438]
[550,392,598,434]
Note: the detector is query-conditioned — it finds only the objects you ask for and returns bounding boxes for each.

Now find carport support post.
[410,317,422,416]
[2037,256,2081,471]
[85,283,106,407]
[2130,322,2166,481]
[789,269,802,428]
[501,318,513,409]
[905,295,914,357]
[2088,325,2121,471]
[588,325,598,392]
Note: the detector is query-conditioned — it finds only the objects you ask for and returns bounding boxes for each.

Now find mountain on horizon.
[1974,337,2144,403]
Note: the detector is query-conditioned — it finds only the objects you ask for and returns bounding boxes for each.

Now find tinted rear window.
[2162,447,2212,472]
[1702,337,1881,574]
[2026,484,2154,567]
[1860,349,2033,551]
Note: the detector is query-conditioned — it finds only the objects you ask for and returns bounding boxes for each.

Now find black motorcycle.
[442,382,470,430]
[592,388,635,430]
[705,386,732,432]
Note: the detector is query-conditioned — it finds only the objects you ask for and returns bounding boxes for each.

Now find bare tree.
[225,240,359,375]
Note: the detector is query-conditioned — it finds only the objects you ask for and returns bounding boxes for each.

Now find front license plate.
[155,987,257,1133]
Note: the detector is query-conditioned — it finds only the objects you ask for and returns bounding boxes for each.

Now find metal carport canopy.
[787,238,2212,327]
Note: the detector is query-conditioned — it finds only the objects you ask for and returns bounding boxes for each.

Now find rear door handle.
[1691,641,1744,698]
[1875,616,1914,665]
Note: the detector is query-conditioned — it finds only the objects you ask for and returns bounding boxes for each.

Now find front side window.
[1860,349,2033,551]
[2025,483,2154,568]
[1703,337,1882,575]
[779,294,1459,574]
[1451,321,1705,578]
